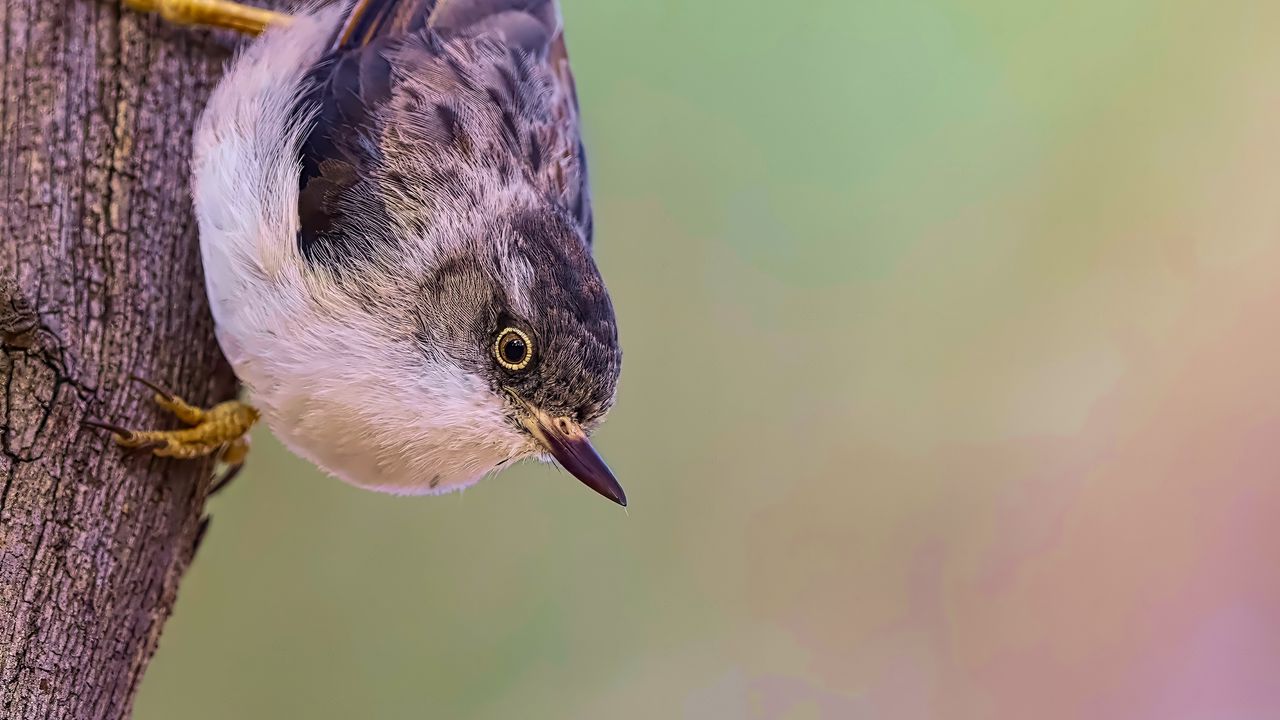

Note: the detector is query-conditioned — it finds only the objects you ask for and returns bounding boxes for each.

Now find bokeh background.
[135,0,1280,717]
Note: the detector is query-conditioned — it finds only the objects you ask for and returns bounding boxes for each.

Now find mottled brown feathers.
[295,0,590,264]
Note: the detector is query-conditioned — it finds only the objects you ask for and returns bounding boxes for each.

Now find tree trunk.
[0,1,265,716]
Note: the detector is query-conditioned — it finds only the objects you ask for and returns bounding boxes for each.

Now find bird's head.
[388,205,624,503]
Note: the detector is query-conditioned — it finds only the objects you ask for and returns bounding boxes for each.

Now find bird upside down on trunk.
[97,0,627,506]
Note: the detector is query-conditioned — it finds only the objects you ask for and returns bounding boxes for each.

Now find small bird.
[99,0,626,505]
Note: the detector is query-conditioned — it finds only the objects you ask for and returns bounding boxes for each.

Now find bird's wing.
[296,0,592,265]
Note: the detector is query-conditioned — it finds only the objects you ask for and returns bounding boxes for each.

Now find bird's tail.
[334,0,562,55]
[334,0,437,50]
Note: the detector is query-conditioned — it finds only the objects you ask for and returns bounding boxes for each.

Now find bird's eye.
[494,327,533,371]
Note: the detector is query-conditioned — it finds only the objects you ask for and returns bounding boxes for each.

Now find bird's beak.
[517,403,626,507]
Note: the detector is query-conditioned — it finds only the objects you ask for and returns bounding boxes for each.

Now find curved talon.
[124,439,170,455]
[81,419,136,440]
[130,374,175,400]
[209,462,244,496]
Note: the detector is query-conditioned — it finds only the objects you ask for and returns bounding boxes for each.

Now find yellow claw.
[125,0,291,36]
[84,377,260,468]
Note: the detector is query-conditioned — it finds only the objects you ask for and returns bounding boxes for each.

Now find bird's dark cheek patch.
[413,257,503,371]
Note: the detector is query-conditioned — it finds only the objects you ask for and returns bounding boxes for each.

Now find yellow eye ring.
[494,327,534,371]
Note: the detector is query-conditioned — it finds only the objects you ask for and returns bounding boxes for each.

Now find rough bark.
[0,1,260,716]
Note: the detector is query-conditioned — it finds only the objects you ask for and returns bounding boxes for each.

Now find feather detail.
[295,0,591,265]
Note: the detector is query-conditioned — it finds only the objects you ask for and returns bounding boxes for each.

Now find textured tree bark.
[0,1,264,716]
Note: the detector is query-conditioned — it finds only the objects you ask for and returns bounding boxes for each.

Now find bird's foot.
[84,375,260,474]
[124,0,291,36]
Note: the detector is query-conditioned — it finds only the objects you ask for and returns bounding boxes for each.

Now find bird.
[92,0,627,506]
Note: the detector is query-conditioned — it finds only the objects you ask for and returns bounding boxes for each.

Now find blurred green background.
[137,0,1280,718]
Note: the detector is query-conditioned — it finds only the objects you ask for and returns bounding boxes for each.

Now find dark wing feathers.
[296,40,395,259]
[430,0,560,57]
[296,0,590,265]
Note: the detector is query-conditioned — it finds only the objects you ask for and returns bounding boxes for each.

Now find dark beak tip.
[579,468,627,507]
[527,411,626,508]
[543,431,626,507]
[606,485,627,507]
